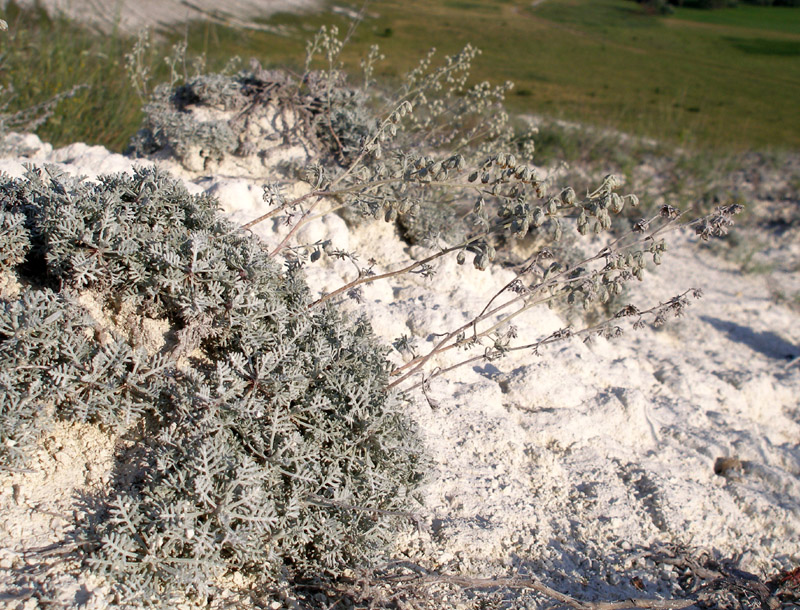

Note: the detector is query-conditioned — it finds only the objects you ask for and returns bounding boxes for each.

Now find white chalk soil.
[0,127,798,609]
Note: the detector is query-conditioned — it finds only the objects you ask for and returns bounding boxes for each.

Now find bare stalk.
[310,243,465,308]
[400,289,700,394]
[266,196,326,257]
[410,573,696,610]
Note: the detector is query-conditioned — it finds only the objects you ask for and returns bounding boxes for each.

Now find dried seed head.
[561,187,576,206]
[609,193,624,214]
[514,218,530,238]
[660,204,680,219]
[602,174,621,190]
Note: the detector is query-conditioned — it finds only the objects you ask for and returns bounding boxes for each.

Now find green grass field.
[1,0,798,153]
[671,3,800,34]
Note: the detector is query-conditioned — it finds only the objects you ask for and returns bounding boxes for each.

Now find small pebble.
[230,571,244,587]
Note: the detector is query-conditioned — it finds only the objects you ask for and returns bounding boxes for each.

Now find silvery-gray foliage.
[0,165,426,604]
[0,287,167,467]
[127,59,378,171]
[128,74,238,163]
[0,206,30,271]
[92,312,423,606]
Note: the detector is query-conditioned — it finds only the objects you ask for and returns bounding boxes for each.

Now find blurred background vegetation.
[0,0,797,155]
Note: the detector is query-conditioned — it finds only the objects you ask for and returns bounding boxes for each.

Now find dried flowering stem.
[386,199,740,390]
[386,210,689,389]
[310,242,465,308]
[399,289,702,393]
[309,180,648,310]
[267,194,326,257]
[241,188,333,231]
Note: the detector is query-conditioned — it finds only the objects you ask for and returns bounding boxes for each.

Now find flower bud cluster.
[404,153,467,184]
[472,240,497,270]
[606,249,647,282]
[467,153,541,188]
[574,176,638,236]
[694,203,743,241]
[648,239,668,266]
[374,197,420,222]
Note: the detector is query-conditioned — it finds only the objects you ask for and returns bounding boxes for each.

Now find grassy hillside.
[265,0,798,151]
[0,0,798,153]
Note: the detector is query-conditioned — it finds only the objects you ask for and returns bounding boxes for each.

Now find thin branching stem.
[408,573,696,610]
[401,289,699,393]
[387,215,679,388]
